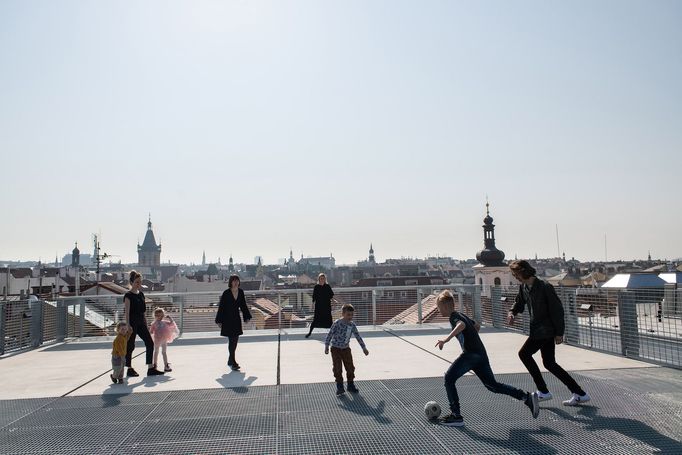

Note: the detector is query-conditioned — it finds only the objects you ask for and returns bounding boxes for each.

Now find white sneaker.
[536,391,553,401]
[562,392,591,406]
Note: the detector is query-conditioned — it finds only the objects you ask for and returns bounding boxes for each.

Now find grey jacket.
[511,278,565,339]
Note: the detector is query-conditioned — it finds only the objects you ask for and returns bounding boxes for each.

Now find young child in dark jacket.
[436,290,539,427]
[324,304,369,395]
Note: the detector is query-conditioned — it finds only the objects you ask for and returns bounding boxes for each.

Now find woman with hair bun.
[124,270,164,377]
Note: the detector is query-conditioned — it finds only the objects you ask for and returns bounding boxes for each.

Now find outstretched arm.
[352,326,368,355]
[435,321,465,350]
[507,289,525,324]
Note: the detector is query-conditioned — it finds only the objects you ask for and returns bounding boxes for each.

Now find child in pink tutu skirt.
[150,308,179,372]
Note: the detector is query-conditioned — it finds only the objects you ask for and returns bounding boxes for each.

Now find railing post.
[278,293,282,331]
[457,290,464,313]
[562,289,579,345]
[617,290,640,358]
[56,299,66,342]
[79,298,85,338]
[30,299,43,348]
[179,295,184,336]
[371,290,377,326]
[473,285,482,323]
[663,284,676,319]
[417,288,423,325]
[0,301,5,355]
[491,286,502,328]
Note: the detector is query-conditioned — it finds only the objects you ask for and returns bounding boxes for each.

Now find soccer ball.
[424,401,441,420]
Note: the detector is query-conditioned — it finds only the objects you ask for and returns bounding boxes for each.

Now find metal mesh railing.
[2,284,680,368]
[1,301,34,354]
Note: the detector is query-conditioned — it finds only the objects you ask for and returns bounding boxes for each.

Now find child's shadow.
[102,375,174,407]
[461,426,561,454]
[548,405,682,453]
[338,393,392,425]
[216,371,257,394]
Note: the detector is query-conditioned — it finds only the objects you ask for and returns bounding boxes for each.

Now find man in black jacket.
[507,260,591,406]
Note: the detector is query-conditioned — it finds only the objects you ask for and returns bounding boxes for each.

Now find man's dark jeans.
[444,352,526,416]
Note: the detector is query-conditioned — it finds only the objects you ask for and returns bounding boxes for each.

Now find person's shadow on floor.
[337,393,392,425]
[216,371,257,393]
[548,405,682,453]
[102,375,174,407]
[461,426,561,454]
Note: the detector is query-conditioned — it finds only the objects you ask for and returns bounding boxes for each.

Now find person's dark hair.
[342,303,354,313]
[129,270,142,284]
[228,275,240,288]
[509,260,536,279]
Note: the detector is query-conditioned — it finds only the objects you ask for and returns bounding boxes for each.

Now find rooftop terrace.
[1,325,681,454]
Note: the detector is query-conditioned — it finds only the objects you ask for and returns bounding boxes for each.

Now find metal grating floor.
[1,369,681,455]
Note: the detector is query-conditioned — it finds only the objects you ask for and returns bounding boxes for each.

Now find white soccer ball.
[424,401,442,420]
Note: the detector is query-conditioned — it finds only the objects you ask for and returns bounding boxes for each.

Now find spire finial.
[485,195,490,216]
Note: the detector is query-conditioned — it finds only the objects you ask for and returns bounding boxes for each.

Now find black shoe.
[525,392,540,419]
[227,359,234,366]
[164,364,172,372]
[126,368,139,377]
[231,363,241,371]
[439,413,464,427]
[347,382,359,393]
[336,383,345,395]
[147,367,164,376]
[118,379,124,384]
[110,374,117,384]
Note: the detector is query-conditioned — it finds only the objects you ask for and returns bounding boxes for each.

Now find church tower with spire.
[137,214,162,267]
[71,242,80,267]
[368,244,376,264]
[473,201,514,291]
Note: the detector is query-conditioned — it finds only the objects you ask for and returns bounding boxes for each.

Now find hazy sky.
[1,0,680,265]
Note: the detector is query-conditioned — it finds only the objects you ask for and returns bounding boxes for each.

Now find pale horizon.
[1,1,681,266]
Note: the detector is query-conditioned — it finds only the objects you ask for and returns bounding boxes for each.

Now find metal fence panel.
[2,284,680,369]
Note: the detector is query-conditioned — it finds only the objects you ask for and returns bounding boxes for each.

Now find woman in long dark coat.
[216,275,252,370]
[305,273,334,338]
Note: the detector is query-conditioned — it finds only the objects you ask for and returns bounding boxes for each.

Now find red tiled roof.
[385,293,454,325]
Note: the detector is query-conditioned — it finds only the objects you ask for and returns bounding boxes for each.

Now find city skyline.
[1,209,678,267]
[1,1,681,264]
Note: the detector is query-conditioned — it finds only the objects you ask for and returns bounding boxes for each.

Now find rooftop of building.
[1,325,680,454]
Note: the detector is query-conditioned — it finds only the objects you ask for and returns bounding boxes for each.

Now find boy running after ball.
[435,290,539,426]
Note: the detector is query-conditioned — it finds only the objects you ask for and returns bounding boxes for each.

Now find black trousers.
[518,337,585,395]
[126,318,154,367]
[228,336,239,364]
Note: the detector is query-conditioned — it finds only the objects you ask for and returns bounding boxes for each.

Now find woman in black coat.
[216,275,252,370]
[305,273,334,338]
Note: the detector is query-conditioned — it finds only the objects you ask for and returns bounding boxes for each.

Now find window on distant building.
[494,277,501,286]
[362,292,369,300]
[400,291,408,298]
[386,291,394,298]
[405,279,418,286]
[377,280,392,287]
